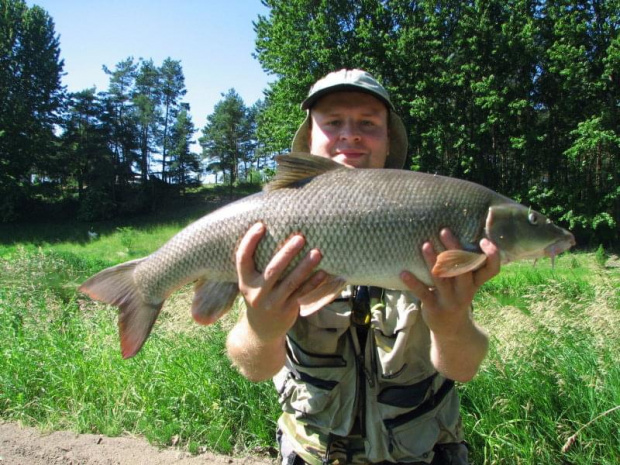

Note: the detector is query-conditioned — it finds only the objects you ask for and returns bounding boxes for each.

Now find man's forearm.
[430,319,489,383]
[226,317,287,382]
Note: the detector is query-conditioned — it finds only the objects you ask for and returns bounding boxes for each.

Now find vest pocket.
[381,380,455,460]
[288,337,347,368]
[384,408,440,460]
[289,301,352,357]
[279,302,358,435]
[377,373,436,408]
[279,365,351,432]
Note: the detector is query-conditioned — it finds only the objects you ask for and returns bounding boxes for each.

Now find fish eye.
[528,212,538,225]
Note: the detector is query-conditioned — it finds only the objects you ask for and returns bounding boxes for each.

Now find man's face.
[308,91,389,169]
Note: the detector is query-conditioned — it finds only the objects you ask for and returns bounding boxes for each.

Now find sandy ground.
[0,422,277,465]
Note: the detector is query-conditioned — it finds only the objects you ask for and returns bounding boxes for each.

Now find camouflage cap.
[292,69,408,169]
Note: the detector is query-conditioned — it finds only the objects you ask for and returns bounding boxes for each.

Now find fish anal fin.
[79,258,162,359]
[432,250,488,278]
[265,153,342,192]
[298,275,347,317]
[192,280,239,325]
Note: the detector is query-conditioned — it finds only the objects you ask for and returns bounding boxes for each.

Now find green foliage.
[168,107,200,189]
[0,0,64,220]
[199,89,256,188]
[3,0,618,246]
[77,187,117,222]
[462,332,619,463]
[254,0,620,245]
[595,244,607,268]
[159,58,188,183]
[1,27,199,223]
[465,254,620,463]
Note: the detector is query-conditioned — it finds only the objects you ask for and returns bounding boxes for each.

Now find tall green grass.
[0,246,279,455]
[464,254,620,464]
[0,216,618,462]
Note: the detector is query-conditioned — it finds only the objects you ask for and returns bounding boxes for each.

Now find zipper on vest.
[349,328,374,440]
[356,350,367,438]
[358,353,375,388]
[388,427,395,454]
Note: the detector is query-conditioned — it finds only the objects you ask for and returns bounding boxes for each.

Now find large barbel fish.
[80,153,575,358]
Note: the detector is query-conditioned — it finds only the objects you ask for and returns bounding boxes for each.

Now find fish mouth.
[544,233,576,258]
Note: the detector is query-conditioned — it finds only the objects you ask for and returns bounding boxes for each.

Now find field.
[0,194,618,464]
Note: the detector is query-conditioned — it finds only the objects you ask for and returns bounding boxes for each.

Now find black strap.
[384,379,456,429]
[351,285,370,326]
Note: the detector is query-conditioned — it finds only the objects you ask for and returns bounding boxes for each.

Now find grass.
[464,254,620,464]
[0,246,279,456]
[0,198,618,462]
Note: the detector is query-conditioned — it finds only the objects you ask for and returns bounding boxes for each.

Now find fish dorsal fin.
[265,152,342,192]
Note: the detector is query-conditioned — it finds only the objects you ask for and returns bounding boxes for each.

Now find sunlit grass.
[0,215,618,462]
[464,252,620,464]
[0,247,278,455]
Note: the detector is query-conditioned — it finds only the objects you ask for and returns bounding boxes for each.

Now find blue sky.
[28,0,273,130]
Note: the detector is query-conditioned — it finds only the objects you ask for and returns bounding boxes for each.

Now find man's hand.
[399,229,499,335]
[236,222,327,341]
[399,229,500,381]
[228,222,329,382]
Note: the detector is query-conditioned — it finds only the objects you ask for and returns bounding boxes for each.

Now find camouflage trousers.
[277,428,469,465]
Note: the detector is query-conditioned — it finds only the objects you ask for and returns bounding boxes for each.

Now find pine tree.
[0,0,64,220]
[199,89,252,189]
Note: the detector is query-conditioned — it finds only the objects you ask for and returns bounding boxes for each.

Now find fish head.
[486,203,576,263]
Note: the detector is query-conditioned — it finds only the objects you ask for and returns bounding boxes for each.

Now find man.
[227,69,499,465]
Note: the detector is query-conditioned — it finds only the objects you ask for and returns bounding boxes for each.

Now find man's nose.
[339,121,361,140]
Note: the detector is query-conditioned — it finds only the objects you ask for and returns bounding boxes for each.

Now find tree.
[101,57,140,187]
[168,105,200,190]
[0,0,64,220]
[199,89,252,190]
[134,58,161,183]
[532,0,620,242]
[254,0,620,244]
[159,58,187,183]
[61,88,116,220]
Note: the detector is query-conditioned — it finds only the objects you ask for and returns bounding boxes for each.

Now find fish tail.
[79,258,162,359]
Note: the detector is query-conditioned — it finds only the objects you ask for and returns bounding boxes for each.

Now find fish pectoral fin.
[192,280,239,325]
[79,258,162,359]
[432,250,488,278]
[298,276,347,317]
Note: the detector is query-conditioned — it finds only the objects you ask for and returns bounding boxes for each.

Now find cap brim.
[301,86,394,111]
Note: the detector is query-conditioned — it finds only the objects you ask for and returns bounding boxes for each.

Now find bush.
[595,244,607,267]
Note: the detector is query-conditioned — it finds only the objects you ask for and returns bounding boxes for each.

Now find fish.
[79,153,576,358]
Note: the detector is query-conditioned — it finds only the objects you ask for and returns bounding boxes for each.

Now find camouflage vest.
[273,287,464,465]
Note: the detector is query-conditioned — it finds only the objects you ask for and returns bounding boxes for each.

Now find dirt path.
[0,423,277,465]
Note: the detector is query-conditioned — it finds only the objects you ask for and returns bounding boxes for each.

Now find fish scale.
[80,153,575,358]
